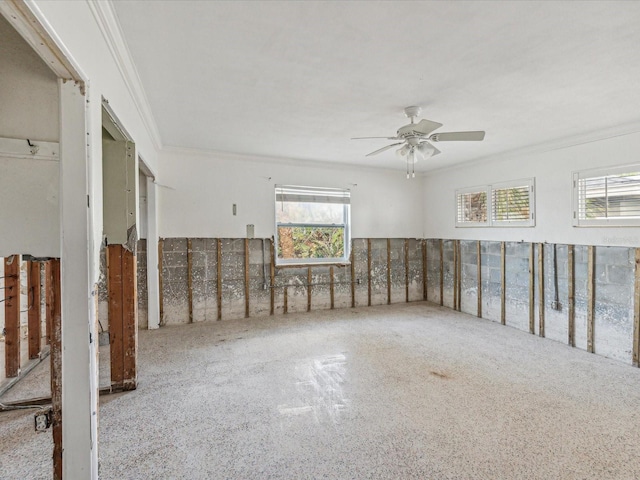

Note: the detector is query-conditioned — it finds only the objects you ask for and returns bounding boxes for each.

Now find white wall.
[158,149,424,239]
[423,130,640,247]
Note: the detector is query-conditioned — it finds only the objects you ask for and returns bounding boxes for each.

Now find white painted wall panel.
[158,150,424,239]
[423,131,640,247]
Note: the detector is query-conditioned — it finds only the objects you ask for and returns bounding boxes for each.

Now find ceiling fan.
[352,106,485,178]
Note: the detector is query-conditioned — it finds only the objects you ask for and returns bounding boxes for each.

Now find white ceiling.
[112,1,640,172]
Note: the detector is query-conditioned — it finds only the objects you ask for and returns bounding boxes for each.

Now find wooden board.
[367,239,372,307]
[330,266,335,309]
[45,261,53,345]
[456,240,462,312]
[270,239,275,315]
[284,285,288,314]
[568,245,575,347]
[28,261,41,359]
[477,241,482,318]
[529,243,535,334]
[405,239,409,303]
[350,245,355,308]
[422,240,427,301]
[387,239,391,305]
[501,242,506,325]
[439,239,444,306]
[107,245,124,386]
[122,247,137,390]
[4,255,20,378]
[158,238,164,325]
[187,238,193,323]
[49,258,62,480]
[307,267,312,312]
[587,245,595,353]
[244,238,250,318]
[633,248,640,366]
[217,238,222,321]
[538,243,545,337]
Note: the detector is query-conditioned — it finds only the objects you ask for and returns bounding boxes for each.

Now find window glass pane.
[277,226,345,259]
[579,172,640,220]
[276,201,345,225]
[492,186,530,221]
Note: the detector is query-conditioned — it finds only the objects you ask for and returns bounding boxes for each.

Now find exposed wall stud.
[270,239,275,315]
[187,238,193,323]
[587,245,596,353]
[500,241,506,325]
[217,238,222,321]
[49,259,62,480]
[122,247,138,390]
[568,245,575,347]
[422,240,427,301]
[284,285,288,314]
[4,255,20,378]
[404,239,409,302]
[45,261,53,344]
[477,240,482,318]
[244,238,250,318]
[538,243,545,337]
[387,238,391,305]
[28,261,41,359]
[633,248,640,366]
[456,240,462,311]
[453,241,458,311]
[158,238,164,325]
[330,266,335,309]
[350,244,355,308]
[307,267,312,312]
[529,243,535,334]
[367,238,372,307]
[439,239,444,306]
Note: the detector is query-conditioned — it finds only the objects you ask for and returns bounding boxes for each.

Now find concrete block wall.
[480,241,502,323]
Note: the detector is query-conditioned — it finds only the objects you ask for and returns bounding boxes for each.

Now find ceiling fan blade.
[412,119,443,135]
[429,131,485,142]
[352,136,400,140]
[366,142,404,157]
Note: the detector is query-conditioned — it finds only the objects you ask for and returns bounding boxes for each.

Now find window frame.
[455,178,535,228]
[572,163,640,227]
[455,186,490,227]
[490,178,536,227]
[274,185,351,266]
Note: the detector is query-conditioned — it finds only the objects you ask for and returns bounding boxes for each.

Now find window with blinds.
[491,181,534,225]
[455,188,488,226]
[275,185,350,264]
[573,165,640,226]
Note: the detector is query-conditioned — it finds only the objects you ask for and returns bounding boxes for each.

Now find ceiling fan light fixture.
[417,142,436,158]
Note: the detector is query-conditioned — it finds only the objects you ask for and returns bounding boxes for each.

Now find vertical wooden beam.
[405,239,409,303]
[500,241,506,325]
[244,238,250,318]
[422,240,427,301]
[108,245,124,387]
[387,238,391,305]
[529,243,535,334]
[187,238,193,323]
[457,240,462,311]
[330,266,335,309]
[269,239,275,315]
[307,267,312,312]
[4,255,20,378]
[122,248,137,390]
[45,261,53,345]
[367,238,372,306]
[217,238,222,321]
[350,244,355,308]
[632,248,640,366]
[28,261,41,359]
[158,238,164,325]
[568,245,576,347]
[439,239,444,306]
[587,245,596,353]
[453,240,458,311]
[538,243,545,337]
[284,285,288,314]
[49,258,62,480]
[477,240,482,318]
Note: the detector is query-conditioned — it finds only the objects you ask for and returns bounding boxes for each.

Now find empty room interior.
[2,1,640,478]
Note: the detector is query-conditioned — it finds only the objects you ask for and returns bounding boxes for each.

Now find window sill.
[275,261,351,269]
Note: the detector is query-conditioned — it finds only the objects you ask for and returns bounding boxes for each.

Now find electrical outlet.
[551,301,562,311]
[98,332,110,346]
[34,408,52,433]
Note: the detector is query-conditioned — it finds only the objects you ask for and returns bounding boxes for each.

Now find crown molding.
[426,120,640,176]
[86,0,163,151]
[160,145,427,178]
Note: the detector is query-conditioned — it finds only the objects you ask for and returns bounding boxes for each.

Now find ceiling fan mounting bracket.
[404,106,422,122]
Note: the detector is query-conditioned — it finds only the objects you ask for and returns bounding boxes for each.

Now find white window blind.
[492,184,532,223]
[456,189,488,226]
[574,166,640,226]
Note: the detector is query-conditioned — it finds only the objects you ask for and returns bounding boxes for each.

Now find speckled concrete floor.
[2,302,640,479]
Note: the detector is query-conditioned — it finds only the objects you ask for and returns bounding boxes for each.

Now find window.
[275,185,350,264]
[573,164,640,226]
[456,187,489,226]
[491,179,535,227]
[455,178,535,227]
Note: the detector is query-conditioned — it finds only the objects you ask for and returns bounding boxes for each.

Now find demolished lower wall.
[98,238,640,367]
